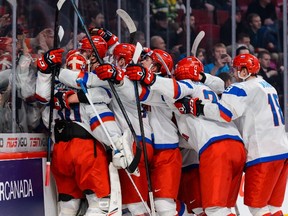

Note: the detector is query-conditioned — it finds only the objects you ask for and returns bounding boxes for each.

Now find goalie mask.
[65,49,88,71]
[174,56,204,81]
[150,49,173,76]
[79,36,107,59]
[113,43,135,66]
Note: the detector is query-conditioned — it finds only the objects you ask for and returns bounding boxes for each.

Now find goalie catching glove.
[37,48,64,74]
[125,63,156,86]
[174,97,204,116]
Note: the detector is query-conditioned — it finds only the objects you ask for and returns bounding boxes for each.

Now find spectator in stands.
[150,35,166,50]
[175,13,197,55]
[258,50,284,110]
[246,0,277,27]
[226,33,255,56]
[236,45,250,55]
[134,31,146,46]
[204,43,232,76]
[88,9,105,28]
[196,48,207,64]
[150,11,177,50]
[246,13,280,53]
[220,7,247,46]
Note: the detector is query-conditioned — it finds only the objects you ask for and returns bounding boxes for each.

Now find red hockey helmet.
[79,36,107,59]
[174,56,204,81]
[233,53,260,75]
[150,49,173,76]
[65,49,88,71]
[113,43,135,65]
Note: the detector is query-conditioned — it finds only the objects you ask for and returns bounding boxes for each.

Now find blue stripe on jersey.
[199,135,243,155]
[90,112,114,124]
[173,80,182,99]
[140,86,150,101]
[217,102,233,121]
[223,85,247,97]
[153,142,179,149]
[178,201,186,216]
[100,86,112,98]
[136,135,153,145]
[178,80,194,89]
[246,153,288,167]
[73,104,81,122]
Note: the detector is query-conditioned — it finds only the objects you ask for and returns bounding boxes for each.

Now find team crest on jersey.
[181,133,189,141]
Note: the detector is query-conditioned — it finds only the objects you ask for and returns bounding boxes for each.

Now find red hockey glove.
[95,63,124,84]
[174,97,204,116]
[54,90,75,110]
[91,28,119,47]
[126,64,156,86]
[175,65,200,81]
[37,48,64,74]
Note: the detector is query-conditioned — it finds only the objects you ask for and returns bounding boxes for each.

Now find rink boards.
[0,133,287,216]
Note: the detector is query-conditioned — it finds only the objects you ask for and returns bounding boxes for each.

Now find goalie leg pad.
[58,199,81,216]
[85,193,110,216]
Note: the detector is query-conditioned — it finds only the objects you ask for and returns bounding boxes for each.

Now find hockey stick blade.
[133,42,143,64]
[191,31,205,56]
[116,9,137,43]
[116,9,137,34]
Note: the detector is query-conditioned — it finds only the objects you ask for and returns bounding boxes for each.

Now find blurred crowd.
[0,0,285,133]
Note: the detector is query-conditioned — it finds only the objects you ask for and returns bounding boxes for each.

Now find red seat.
[192,9,214,25]
[197,24,221,49]
[216,10,230,26]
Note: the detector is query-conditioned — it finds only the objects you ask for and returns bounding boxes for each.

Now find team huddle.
[35,28,288,216]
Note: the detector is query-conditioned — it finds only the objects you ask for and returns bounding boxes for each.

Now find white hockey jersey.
[203,77,288,166]
[150,76,243,154]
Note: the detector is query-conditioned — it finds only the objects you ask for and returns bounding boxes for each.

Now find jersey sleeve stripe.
[139,85,150,101]
[172,78,181,99]
[217,102,233,122]
[90,112,115,130]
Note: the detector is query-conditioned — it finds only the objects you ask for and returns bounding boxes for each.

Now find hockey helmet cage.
[150,49,173,76]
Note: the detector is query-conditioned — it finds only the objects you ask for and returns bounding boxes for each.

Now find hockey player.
[192,53,288,216]
[35,36,127,216]
[124,56,246,216]
[57,30,154,215]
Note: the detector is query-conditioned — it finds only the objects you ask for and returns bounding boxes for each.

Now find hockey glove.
[54,90,75,110]
[95,63,124,84]
[37,48,64,74]
[126,63,156,86]
[174,97,204,116]
[91,28,119,47]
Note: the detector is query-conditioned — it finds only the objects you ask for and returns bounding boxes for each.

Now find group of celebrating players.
[35,27,288,216]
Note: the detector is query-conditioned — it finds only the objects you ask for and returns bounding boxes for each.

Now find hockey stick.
[70,0,141,174]
[132,43,157,216]
[77,80,151,214]
[45,0,65,186]
[116,9,137,44]
[191,30,205,56]
[117,8,156,215]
